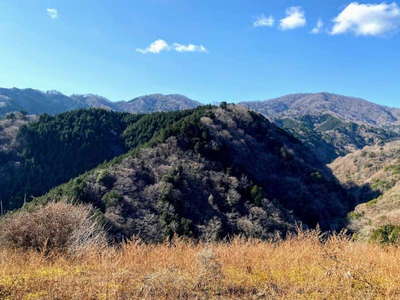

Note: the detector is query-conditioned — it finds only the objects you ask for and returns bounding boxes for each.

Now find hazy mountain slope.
[276,114,398,163]
[70,94,116,110]
[115,94,201,113]
[0,88,202,116]
[241,92,400,127]
[329,141,400,239]
[0,88,88,115]
[34,105,351,242]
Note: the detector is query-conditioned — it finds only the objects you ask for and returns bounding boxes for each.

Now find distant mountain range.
[1,88,399,128]
[0,88,202,116]
[241,92,400,127]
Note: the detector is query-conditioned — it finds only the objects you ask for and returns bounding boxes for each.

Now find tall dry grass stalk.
[1,230,400,299]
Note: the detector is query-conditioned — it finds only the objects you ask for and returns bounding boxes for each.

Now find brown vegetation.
[329,141,400,240]
[1,231,400,299]
[0,202,106,254]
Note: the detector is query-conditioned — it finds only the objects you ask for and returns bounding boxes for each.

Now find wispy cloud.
[47,8,59,19]
[311,19,324,34]
[173,43,207,53]
[279,6,306,30]
[253,15,275,27]
[136,39,208,54]
[330,2,400,36]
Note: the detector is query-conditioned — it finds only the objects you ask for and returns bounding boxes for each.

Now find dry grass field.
[1,230,400,299]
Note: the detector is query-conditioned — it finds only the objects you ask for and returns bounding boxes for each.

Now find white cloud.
[331,2,400,36]
[253,15,275,27]
[279,6,306,30]
[136,39,170,54]
[136,39,208,54]
[311,19,324,34]
[173,43,207,53]
[47,8,59,19]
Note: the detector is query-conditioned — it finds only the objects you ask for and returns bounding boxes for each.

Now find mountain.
[275,114,399,163]
[70,94,116,110]
[0,108,197,212]
[31,105,352,242]
[115,94,201,113]
[0,88,201,116]
[329,141,400,240]
[241,92,400,128]
[0,88,88,115]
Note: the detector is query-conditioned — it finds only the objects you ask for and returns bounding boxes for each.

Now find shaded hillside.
[34,105,351,242]
[0,108,197,212]
[329,141,400,240]
[276,114,398,163]
[0,88,88,115]
[241,92,400,127]
[115,94,201,113]
[0,88,201,116]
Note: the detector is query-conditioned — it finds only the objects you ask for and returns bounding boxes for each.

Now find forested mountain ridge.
[0,108,198,212]
[31,105,352,242]
[3,88,400,130]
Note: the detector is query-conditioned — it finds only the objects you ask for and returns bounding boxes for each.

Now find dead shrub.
[0,201,107,254]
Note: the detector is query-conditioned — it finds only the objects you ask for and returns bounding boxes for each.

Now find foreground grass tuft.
[1,231,400,299]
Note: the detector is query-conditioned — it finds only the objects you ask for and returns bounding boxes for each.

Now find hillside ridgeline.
[32,105,352,242]
[0,108,197,211]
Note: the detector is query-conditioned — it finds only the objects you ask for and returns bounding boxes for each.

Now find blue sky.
[0,1,399,106]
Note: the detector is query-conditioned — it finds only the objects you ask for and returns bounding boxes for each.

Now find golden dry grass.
[1,231,400,299]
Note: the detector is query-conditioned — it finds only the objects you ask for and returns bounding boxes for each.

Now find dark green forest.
[0,108,201,211]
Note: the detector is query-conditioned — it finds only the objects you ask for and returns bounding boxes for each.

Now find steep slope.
[329,141,400,239]
[241,92,400,127]
[276,114,398,163]
[0,108,197,212]
[115,94,201,113]
[34,105,351,242]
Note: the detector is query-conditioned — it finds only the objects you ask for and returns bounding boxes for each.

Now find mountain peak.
[241,92,400,127]
[119,93,201,113]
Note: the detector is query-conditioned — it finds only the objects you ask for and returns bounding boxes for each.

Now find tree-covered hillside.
[0,108,200,212]
[275,114,398,163]
[33,105,352,242]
